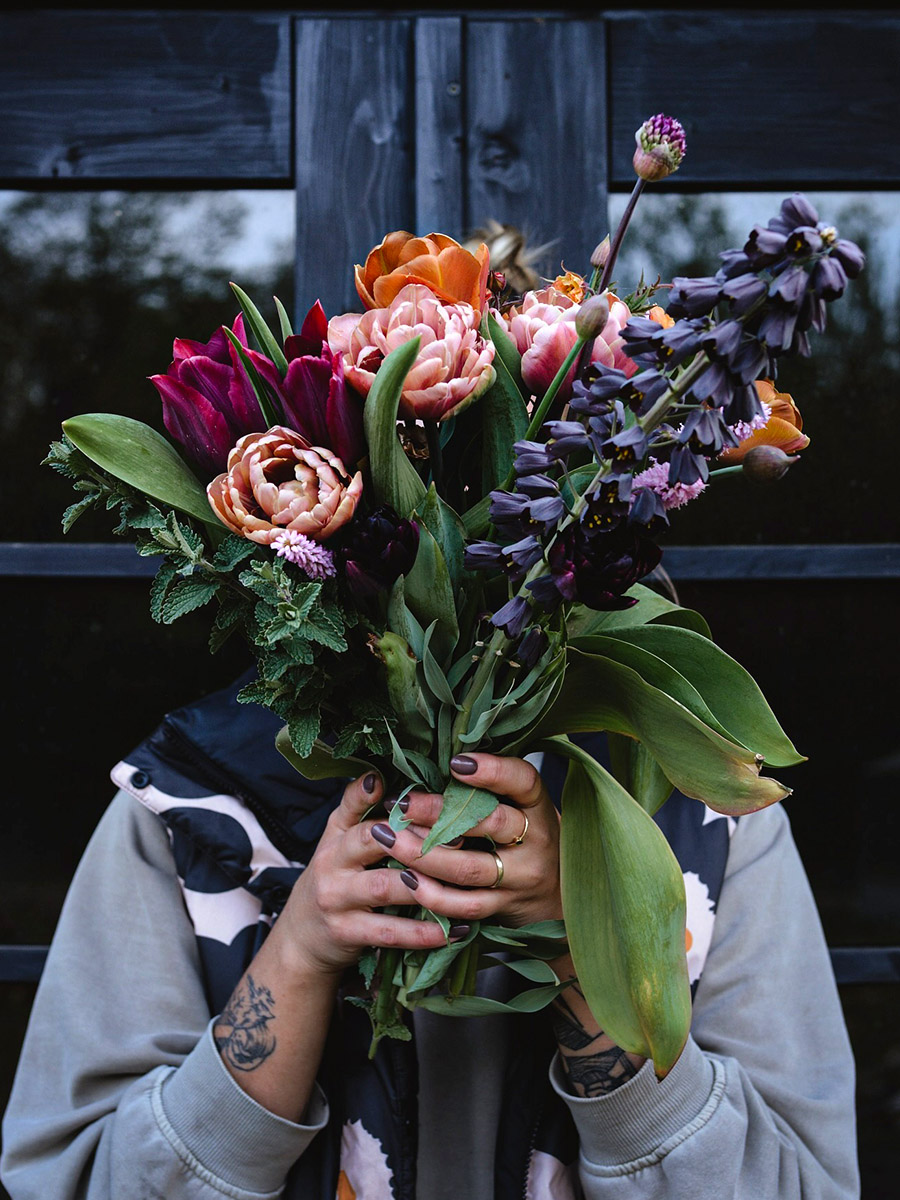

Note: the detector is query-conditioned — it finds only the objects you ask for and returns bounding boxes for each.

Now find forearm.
[550,954,646,1096]
[213,919,341,1124]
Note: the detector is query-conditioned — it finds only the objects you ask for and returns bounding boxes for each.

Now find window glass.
[0,190,294,540]
[607,191,900,544]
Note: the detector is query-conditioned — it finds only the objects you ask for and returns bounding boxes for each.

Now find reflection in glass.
[606,191,900,544]
[0,190,294,540]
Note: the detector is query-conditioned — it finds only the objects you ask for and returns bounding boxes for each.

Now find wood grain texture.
[415,17,465,238]
[0,12,291,180]
[295,17,414,318]
[465,17,608,281]
[608,13,900,186]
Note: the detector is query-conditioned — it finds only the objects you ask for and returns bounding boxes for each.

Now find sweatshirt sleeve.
[0,791,329,1200]
[550,802,859,1199]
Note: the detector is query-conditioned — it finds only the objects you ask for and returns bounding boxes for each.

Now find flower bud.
[575,294,610,340]
[590,236,611,270]
[741,445,797,483]
[633,114,686,182]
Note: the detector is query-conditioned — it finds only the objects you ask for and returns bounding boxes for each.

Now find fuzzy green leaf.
[62,414,219,531]
[419,779,499,854]
[363,337,427,517]
[160,576,219,623]
[149,561,178,623]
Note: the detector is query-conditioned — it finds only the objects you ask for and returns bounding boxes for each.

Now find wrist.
[265,915,345,995]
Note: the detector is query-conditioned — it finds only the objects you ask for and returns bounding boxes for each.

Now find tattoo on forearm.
[214,974,277,1072]
[551,980,640,1096]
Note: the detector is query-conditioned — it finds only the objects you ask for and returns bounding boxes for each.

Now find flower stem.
[426,420,445,497]
[708,464,744,477]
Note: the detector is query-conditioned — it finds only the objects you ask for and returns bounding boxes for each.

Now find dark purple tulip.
[280,301,366,468]
[150,315,266,477]
[571,525,662,611]
[336,506,419,599]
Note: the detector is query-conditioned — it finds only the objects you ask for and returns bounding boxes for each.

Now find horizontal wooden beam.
[2,543,899,580]
[608,13,900,187]
[1,943,894,984]
[0,12,291,181]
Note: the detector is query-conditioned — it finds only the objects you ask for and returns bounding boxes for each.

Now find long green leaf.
[414,981,569,1016]
[223,328,282,428]
[419,779,498,854]
[387,576,426,660]
[230,283,289,376]
[607,733,674,816]
[275,730,373,781]
[568,583,711,639]
[480,324,529,492]
[403,524,459,664]
[601,625,805,768]
[546,735,691,1077]
[363,337,427,518]
[62,414,220,531]
[487,312,525,393]
[460,492,491,539]
[415,484,467,593]
[534,648,791,815]
[273,295,294,341]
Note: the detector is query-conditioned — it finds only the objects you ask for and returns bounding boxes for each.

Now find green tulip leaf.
[487,312,526,394]
[275,730,373,781]
[222,328,282,428]
[62,413,221,531]
[419,779,499,854]
[230,283,289,376]
[598,625,806,769]
[403,523,459,664]
[460,492,491,539]
[480,321,529,492]
[273,295,294,342]
[534,648,791,815]
[364,337,428,518]
[415,484,467,593]
[370,631,433,754]
[568,583,711,639]
[546,735,691,1077]
[387,576,426,660]
[607,732,674,816]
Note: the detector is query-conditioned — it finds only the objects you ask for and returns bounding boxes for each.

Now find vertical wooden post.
[414,16,465,239]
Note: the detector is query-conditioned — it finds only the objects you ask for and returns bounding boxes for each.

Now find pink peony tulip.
[327,284,496,422]
[500,287,636,404]
[207,426,363,543]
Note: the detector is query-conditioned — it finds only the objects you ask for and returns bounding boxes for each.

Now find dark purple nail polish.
[372,823,396,849]
[450,754,477,776]
[397,796,410,813]
[400,869,419,891]
[383,794,399,811]
[444,835,465,848]
[449,924,471,942]
[363,773,378,794]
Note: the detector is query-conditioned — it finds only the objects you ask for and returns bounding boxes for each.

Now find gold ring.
[497,810,529,849]
[489,850,504,889]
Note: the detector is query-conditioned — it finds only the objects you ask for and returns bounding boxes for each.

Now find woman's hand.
[274,771,466,983]
[370,752,563,929]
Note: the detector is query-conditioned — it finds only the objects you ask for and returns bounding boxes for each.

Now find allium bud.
[633,114,686,182]
[742,445,797,483]
[575,294,611,340]
[590,236,611,270]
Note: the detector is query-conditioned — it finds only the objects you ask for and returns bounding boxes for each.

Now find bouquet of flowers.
[47,115,863,1075]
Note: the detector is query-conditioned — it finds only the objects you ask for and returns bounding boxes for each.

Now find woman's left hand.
[368,751,562,928]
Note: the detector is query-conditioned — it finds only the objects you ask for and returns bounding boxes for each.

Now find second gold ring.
[489,850,504,889]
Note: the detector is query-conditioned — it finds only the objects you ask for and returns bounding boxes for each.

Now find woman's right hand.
[274,772,463,982]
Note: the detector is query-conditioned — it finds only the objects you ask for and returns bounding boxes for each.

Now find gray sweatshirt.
[1,791,858,1199]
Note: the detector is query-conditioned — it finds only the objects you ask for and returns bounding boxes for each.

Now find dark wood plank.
[5,543,899,580]
[608,13,900,187]
[0,12,291,181]
[294,17,414,319]
[465,18,608,281]
[414,17,465,238]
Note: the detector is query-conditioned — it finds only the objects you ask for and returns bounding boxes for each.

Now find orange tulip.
[354,231,491,316]
[718,379,809,464]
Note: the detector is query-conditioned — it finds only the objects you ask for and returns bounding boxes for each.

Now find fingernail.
[383,794,399,811]
[449,924,470,942]
[400,869,419,891]
[450,754,477,776]
[444,835,464,847]
[397,797,410,813]
[362,773,378,794]
[372,823,396,849]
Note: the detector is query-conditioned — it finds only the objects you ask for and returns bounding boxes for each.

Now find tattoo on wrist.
[551,985,640,1096]
[214,974,277,1072]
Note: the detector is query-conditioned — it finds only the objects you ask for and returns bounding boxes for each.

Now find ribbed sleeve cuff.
[158,1021,329,1195]
[550,1037,722,1171]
